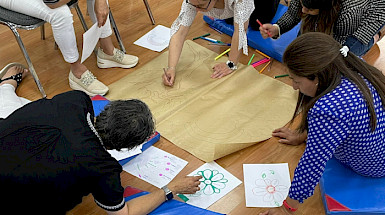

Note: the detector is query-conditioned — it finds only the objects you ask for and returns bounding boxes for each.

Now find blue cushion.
[319,157,385,214]
[203,4,300,62]
[124,186,224,215]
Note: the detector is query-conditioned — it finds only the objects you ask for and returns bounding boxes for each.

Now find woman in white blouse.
[163,0,254,87]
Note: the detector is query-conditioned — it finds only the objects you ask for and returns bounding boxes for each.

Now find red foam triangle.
[325,194,352,211]
[123,186,144,197]
[91,95,107,101]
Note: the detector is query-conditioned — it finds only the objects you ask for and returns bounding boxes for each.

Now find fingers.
[162,72,175,87]
[211,63,233,79]
[278,139,290,144]
[259,26,269,39]
[168,175,202,194]
[259,211,269,215]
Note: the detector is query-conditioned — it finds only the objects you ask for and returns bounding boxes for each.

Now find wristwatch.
[226,60,238,70]
[161,185,174,201]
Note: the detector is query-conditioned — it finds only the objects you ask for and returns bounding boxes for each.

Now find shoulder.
[340,0,369,10]
[311,78,359,117]
[52,90,91,105]
[51,90,94,116]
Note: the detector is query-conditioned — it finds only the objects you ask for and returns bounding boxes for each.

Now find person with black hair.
[261,32,385,214]
[259,0,385,56]
[0,66,201,214]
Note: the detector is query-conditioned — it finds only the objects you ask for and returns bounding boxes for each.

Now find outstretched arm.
[108,175,202,215]
[211,19,249,79]
[163,25,190,86]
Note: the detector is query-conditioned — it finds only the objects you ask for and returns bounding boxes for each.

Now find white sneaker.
[97,48,139,69]
[69,70,109,96]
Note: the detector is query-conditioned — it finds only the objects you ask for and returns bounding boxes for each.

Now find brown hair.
[299,0,341,35]
[283,32,385,132]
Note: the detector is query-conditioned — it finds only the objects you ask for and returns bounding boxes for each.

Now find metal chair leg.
[40,23,45,40]
[73,3,89,32]
[8,24,46,98]
[109,10,126,53]
[143,0,155,25]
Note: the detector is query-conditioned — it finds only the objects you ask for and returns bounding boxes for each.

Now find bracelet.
[272,24,281,40]
[283,200,297,212]
[166,66,176,71]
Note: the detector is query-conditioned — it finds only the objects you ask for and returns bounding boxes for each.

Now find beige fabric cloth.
[107,40,298,162]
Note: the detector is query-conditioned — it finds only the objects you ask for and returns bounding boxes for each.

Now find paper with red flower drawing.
[243,163,291,207]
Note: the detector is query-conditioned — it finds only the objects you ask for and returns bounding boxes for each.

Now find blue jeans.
[344,36,375,57]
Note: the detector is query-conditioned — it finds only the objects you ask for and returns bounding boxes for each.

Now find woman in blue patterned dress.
[261,32,385,215]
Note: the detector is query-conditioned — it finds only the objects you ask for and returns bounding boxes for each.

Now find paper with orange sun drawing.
[243,163,291,207]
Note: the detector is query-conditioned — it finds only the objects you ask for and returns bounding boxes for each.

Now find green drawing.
[196,169,229,195]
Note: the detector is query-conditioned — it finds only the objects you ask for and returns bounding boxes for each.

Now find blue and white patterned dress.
[288,76,385,203]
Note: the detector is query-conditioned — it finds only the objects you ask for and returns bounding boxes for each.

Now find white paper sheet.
[134,25,171,52]
[81,17,110,63]
[185,161,242,209]
[122,146,188,188]
[243,163,291,207]
[107,144,143,161]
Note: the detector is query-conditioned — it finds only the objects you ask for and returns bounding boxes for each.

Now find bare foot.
[0,65,28,88]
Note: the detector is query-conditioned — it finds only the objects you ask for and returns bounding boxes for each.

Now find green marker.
[177,194,190,202]
[247,54,255,66]
[193,33,210,40]
[274,74,289,79]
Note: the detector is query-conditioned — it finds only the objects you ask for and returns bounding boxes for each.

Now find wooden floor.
[1,0,384,214]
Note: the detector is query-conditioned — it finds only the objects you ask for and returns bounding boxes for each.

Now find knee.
[48,7,74,29]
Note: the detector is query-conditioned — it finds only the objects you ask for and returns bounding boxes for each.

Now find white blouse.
[171,0,255,55]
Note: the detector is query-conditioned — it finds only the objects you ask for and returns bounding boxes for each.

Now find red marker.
[257,19,272,37]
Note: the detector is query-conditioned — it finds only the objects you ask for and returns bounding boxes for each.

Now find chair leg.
[143,0,155,25]
[40,23,45,40]
[8,24,46,98]
[109,10,126,53]
[73,3,89,32]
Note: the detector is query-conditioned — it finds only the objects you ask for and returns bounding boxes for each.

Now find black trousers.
[225,0,280,31]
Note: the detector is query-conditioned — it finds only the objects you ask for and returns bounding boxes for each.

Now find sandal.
[0,62,27,87]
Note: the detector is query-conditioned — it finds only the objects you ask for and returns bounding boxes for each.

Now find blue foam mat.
[203,4,300,62]
[124,187,224,215]
[319,157,385,214]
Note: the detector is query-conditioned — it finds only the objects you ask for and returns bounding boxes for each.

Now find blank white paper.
[81,16,110,63]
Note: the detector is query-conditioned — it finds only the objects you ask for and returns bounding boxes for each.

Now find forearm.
[126,189,165,215]
[353,1,385,45]
[285,197,300,210]
[299,130,308,143]
[168,25,190,69]
[229,20,249,63]
[275,0,302,34]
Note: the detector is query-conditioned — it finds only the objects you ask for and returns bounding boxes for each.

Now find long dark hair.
[300,0,341,35]
[284,32,385,132]
[95,99,155,151]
